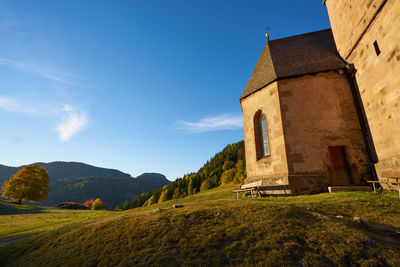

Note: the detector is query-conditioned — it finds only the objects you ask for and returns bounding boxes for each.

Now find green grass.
[0,200,114,239]
[252,191,400,228]
[1,186,400,266]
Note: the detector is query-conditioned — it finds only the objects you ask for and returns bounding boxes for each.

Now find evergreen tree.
[188,178,194,196]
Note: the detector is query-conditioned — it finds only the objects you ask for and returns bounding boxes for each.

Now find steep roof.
[241,29,346,100]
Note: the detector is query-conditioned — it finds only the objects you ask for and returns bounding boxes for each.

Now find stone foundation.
[288,173,329,195]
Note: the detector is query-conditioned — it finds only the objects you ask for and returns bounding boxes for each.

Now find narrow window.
[373,41,381,56]
[254,111,271,159]
[259,114,270,157]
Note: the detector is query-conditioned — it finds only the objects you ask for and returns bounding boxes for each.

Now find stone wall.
[325,0,386,59]
[277,71,370,192]
[240,81,290,193]
[326,0,400,176]
[240,72,371,195]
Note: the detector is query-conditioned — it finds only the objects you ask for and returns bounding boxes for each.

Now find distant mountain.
[0,162,169,209]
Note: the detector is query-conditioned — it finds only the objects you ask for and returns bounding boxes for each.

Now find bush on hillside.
[57,202,90,210]
[92,198,107,210]
[83,199,94,208]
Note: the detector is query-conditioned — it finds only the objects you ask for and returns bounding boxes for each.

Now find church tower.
[324,0,400,180]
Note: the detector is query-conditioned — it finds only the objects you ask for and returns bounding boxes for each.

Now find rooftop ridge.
[241,28,346,100]
[268,28,332,44]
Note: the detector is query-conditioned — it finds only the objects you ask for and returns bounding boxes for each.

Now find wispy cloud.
[177,114,243,133]
[0,96,88,141]
[0,96,54,114]
[0,58,80,86]
[57,111,88,142]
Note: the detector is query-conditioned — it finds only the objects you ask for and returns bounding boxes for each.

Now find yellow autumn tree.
[142,194,157,206]
[171,187,180,199]
[158,187,169,203]
[1,164,49,204]
[200,180,211,192]
[220,168,237,186]
[91,198,107,210]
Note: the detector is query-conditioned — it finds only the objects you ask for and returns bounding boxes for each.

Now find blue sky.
[0,1,330,180]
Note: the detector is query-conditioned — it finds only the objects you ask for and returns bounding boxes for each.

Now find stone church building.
[240,0,400,195]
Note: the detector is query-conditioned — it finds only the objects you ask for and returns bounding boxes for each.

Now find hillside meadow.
[1,186,400,266]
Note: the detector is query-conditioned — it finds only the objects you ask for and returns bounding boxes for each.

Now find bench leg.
[372,183,376,194]
[236,192,239,200]
[386,178,391,192]
[251,189,254,199]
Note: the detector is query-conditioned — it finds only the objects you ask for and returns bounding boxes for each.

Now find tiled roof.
[241,29,346,99]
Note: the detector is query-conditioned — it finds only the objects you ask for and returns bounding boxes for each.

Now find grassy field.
[0,200,114,240]
[1,186,400,266]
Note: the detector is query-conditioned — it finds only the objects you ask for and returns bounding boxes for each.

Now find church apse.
[240,29,371,195]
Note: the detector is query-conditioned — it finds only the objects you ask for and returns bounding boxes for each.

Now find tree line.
[116,140,245,210]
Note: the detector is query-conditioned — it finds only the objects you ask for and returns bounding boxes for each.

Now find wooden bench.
[232,181,263,199]
[367,171,400,196]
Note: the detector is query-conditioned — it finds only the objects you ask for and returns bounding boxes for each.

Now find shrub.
[91,198,107,210]
[57,202,89,210]
[84,199,94,208]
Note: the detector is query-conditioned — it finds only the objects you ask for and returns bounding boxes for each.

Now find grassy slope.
[1,187,400,266]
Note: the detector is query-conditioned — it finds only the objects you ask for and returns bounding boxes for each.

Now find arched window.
[254,111,270,159]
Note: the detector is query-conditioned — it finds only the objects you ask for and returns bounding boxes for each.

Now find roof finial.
[265,27,271,42]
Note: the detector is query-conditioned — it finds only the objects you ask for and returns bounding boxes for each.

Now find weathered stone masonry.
[325,0,400,180]
[241,29,370,194]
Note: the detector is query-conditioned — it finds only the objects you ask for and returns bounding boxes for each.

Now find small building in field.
[240,29,371,195]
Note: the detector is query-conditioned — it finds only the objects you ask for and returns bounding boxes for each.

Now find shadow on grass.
[0,235,31,248]
[0,201,44,215]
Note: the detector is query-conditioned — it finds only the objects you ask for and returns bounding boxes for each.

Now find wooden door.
[328,146,353,185]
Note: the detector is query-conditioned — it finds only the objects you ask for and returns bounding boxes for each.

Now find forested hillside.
[0,162,131,185]
[0,162,169,209]
[116,141,245,210]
